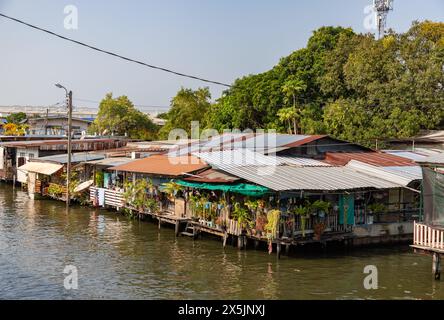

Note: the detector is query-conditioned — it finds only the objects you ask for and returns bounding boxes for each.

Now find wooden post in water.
[223,232,228,248]
[277,242,282,259]
[433,253,441,280]
[175,220,180,237]
[158,218,162,230]
[285,244,290,256]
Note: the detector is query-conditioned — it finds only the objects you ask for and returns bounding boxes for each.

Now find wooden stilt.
[277,242,281,259]
[254,240,260,250]
[285,244,290,256]
[223,232,228,248]
[175,220,180,237]
[158,218,162,230]
[433,253,441,281]
[237,236,242,250]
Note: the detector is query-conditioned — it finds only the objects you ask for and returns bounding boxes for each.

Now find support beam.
[433,253,441,281]
[175,220,180,237]
[277,242,281,259]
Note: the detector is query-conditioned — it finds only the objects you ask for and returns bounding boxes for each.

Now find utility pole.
[55,83,72,208]
[67,90,73,208]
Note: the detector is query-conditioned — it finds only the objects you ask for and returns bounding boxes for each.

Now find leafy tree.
[6,112,27,125]
[204,21,444,147]
[159,87,211,139]
[89,93,157,140]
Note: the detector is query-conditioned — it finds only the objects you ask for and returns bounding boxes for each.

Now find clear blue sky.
[0,0,443,112]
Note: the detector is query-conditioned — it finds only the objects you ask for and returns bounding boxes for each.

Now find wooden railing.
[90,187,125,208]
[414,221,444,250]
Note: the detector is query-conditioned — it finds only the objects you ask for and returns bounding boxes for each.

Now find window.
[29,153,35,159]
[19,152,25,158]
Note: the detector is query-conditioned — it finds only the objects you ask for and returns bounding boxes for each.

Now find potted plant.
[294,204,310,238]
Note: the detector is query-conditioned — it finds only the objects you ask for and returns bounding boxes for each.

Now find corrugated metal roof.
[0,138,124,148]
[417,153,444,165]
[82,157,134,167]
[324,152,416,167]
[172,133,327,156]
[274,156,331,167]
[183,169,240,183]
[282,135,328,148]
[34,153,106,164]
[17,162,63,176]
[110,155,208,177]
[346,160,422,187]
[216,165,402,191]
[193,150,331,167]
[193,150,280,167]
[383,151,428,161]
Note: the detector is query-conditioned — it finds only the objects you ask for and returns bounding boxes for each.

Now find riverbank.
[0,185,442,299]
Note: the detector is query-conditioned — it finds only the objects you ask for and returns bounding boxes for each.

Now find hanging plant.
[245,199,259,212]
[162,181,183,199]
[232,202,251,229]
[311,200,331,215]
[264,210,281,242]
[294,204,310,237]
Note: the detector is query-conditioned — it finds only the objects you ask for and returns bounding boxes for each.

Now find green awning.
[175,180,270,197]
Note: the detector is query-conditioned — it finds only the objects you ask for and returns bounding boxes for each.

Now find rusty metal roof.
[109,155,208,177]
[324,152,416,167]
[0,138,126,148]
[183,169,240,183]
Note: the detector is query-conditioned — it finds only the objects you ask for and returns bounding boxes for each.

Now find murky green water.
[0,184,442,300]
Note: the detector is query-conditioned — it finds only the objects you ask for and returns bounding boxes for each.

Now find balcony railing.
[413,221,444,250]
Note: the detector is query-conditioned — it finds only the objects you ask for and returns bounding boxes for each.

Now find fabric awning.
[18,162,63,176]
[175,180,270,197]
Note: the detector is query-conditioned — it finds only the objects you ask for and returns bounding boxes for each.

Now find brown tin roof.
[110,154,208,177]
[324,152,416,167]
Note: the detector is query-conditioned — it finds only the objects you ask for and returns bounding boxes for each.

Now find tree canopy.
[6,112,27,125]
[89,93,157,140]
[158,87,211,139]
[197,21,444,147]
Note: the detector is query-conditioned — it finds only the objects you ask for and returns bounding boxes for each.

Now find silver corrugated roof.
[217,165,402,191]
[346,160,422,186]
[193,150,330,168]
[33,152,106,164]
[417,153,444,165]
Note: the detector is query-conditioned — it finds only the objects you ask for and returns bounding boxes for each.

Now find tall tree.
[89,93,157,140]
[159,87,211,139]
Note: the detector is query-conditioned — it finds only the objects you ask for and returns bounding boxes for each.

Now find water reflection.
[0,184,441,299]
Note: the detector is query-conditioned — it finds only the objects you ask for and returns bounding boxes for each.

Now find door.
[339,194,355,226]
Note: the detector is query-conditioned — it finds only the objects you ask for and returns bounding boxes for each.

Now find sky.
[0,0,443,113]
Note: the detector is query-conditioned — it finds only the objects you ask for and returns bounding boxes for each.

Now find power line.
[0,12,232,88]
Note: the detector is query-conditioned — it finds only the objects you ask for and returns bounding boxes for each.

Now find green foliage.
[95,172,104,188]
[89,93,157,140]
[6,112,27,125]
[367,203,388,214]
[161,181,183,197]
[123,179,158,213]
[159,87,211,139]
[48,184,64,197]
[201,22,444,145]
[232,202,251,228]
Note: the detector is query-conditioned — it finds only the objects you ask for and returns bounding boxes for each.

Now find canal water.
[0,184,442,300]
